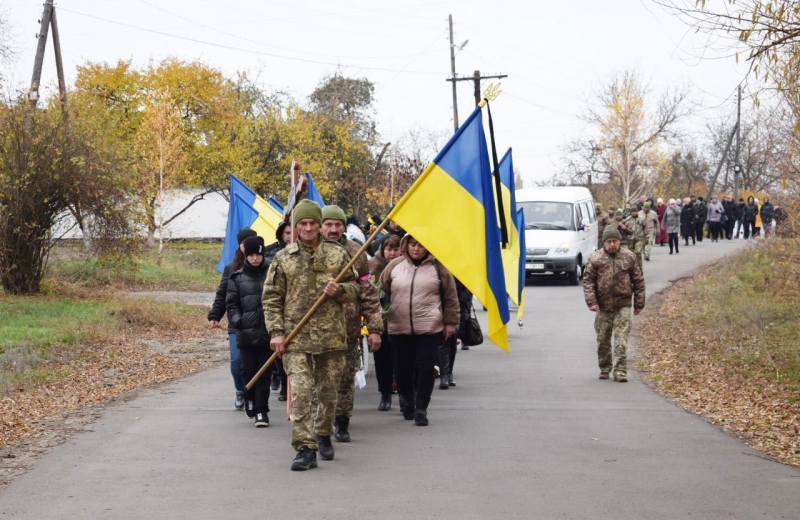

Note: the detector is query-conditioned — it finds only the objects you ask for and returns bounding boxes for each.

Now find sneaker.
[254,412,269,427]
[614,373,628,383]
[270,371,280,391]
[291,446,318,471]
[439,375,449,390]
[317,435,334,461]
[245,399,255,418]
[414,410,429,426]
[599,372,610,380]
[234,391,245,410]
[378,393,392,411]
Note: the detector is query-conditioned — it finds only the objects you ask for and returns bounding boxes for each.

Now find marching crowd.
[208,201,475,471]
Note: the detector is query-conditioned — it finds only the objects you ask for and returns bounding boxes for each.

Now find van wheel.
[568,261,581,286]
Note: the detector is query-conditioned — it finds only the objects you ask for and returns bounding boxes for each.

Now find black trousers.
[709,221,722,240]
[669,232,680,253]
[240,347,274,414]
[694,222,705,241]
[437,333,458,377]
[274,358,287,397]
[391,333,443,411]
[373,332,394,395]
[725,219,735,239]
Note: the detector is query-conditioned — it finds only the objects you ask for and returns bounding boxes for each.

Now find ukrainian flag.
[387,106,510,351]
[216,175,284,273]
[305,172,326,207]
[515,208,526,321]
[498,149,525,321]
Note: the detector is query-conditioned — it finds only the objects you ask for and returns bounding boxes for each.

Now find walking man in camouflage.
[583,226,646,383]
[263,200,359,471]
[638,202,659,261]
[320,205,383,443]
[595,203,610,251]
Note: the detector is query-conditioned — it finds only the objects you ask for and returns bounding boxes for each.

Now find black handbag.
[459,302,484,346]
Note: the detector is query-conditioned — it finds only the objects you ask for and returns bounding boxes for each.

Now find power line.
[57,7,443,75]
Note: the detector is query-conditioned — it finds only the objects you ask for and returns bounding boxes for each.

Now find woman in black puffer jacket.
[680,197,695,246]
[208,227,257,410]
[226,236,273,428]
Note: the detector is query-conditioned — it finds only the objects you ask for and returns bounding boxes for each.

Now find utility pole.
[733,85,742,201]
[472,69,507,105]
[448,14,459,132]
[29,0,68,115]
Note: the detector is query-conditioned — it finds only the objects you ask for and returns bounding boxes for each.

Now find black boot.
[414,409,429,426]
[439,375,449,390]
[401,395,414,420]
[317,435,334,460]
[448,374,456,387]
[378,393,392,411]
[334,416,350,442]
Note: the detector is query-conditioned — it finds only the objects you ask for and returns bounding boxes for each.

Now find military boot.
[334,416,351,442]
[439,375,449,390]
[378,393,392,411]
[317,435,334,460]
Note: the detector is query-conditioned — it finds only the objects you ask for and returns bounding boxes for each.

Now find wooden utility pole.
[472,70,507,105]
[733,85,742,200]
[29,0,68,115]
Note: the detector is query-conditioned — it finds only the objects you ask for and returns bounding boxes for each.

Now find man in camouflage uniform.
[625,208,646,271]
[595,204,610,251]
[320,205,383,443]
[606,210,631,250]
[638,201,659,261]
[583,226,646,382]
[263,199,359,471]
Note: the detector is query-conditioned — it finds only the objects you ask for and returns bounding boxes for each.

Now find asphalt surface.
[2,237,799,519]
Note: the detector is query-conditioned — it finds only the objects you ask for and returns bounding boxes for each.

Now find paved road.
[3,238,799,519]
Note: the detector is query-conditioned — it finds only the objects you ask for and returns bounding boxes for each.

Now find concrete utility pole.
[733,85,742,200]
[29,0,68,114]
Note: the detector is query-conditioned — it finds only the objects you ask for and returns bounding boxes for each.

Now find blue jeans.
[229,333,244,392]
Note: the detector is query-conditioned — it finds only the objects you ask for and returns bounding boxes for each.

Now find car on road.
[518,186,597,285]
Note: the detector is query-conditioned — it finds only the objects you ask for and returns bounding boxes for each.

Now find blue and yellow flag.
[515,208,526,321]
[306,173,326,207]
[216,175,284,273]
[387,106,510,351]
[498,149,524,320]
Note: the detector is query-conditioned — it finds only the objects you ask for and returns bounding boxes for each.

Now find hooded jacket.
[226,256,270,349]
[379,235,460,336]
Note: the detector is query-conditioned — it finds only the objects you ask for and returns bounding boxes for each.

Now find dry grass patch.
[637,239,800,467]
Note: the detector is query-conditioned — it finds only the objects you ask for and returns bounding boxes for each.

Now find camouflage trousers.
[335,341,361,419]
[283,350,346,452]
[594,307,632,376]
[632,239,644,271]
[643,233,655,259]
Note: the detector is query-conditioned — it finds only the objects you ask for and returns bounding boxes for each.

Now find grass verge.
[637,239,800,467]
[47,241,222,291]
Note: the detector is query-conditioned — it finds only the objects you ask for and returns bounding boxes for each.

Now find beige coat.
[379,236,460,336]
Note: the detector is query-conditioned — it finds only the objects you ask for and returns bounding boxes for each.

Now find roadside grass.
[637,239,800,467]
[47,241,222,291]
[0,289,207,398]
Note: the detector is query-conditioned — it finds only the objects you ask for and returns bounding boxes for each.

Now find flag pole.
[245,216,392,390]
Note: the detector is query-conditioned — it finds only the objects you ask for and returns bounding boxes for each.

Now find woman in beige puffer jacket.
[380,235,460,426]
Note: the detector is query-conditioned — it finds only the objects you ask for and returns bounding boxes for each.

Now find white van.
[516,187,597,285]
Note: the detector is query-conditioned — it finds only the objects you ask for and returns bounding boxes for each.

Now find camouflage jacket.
[583,247,645,311]
[606,219,631,246]
[625,215,646,241]
[595,212,610,240]
[638,210,659,236]
[339,236,384,344]
[262,236,359,354]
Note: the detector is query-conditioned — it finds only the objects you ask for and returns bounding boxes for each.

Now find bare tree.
[560,70,690,203]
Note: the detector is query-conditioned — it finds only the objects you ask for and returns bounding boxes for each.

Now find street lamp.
[733,164,741,200]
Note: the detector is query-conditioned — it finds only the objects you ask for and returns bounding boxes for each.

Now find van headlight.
[555,243,570,254]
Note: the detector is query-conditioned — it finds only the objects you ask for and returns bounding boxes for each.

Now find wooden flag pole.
[245,216,392,390]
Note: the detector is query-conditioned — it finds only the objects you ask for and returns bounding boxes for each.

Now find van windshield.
[519,201,574,231]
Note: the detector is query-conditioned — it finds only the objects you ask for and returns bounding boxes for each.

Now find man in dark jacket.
[760,196,775,238]
[694,196,707,242]
[367,219,406,256]
[208,227,256,410]
[226,235,273,427]
[722,195,737,239]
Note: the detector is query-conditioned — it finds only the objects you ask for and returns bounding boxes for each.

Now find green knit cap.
[643,201,652,208]
[292,199,322,226]
[321,205,346,223]
[603,226,621,242]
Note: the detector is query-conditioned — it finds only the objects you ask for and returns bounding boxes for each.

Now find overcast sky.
[3,0,750,185]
